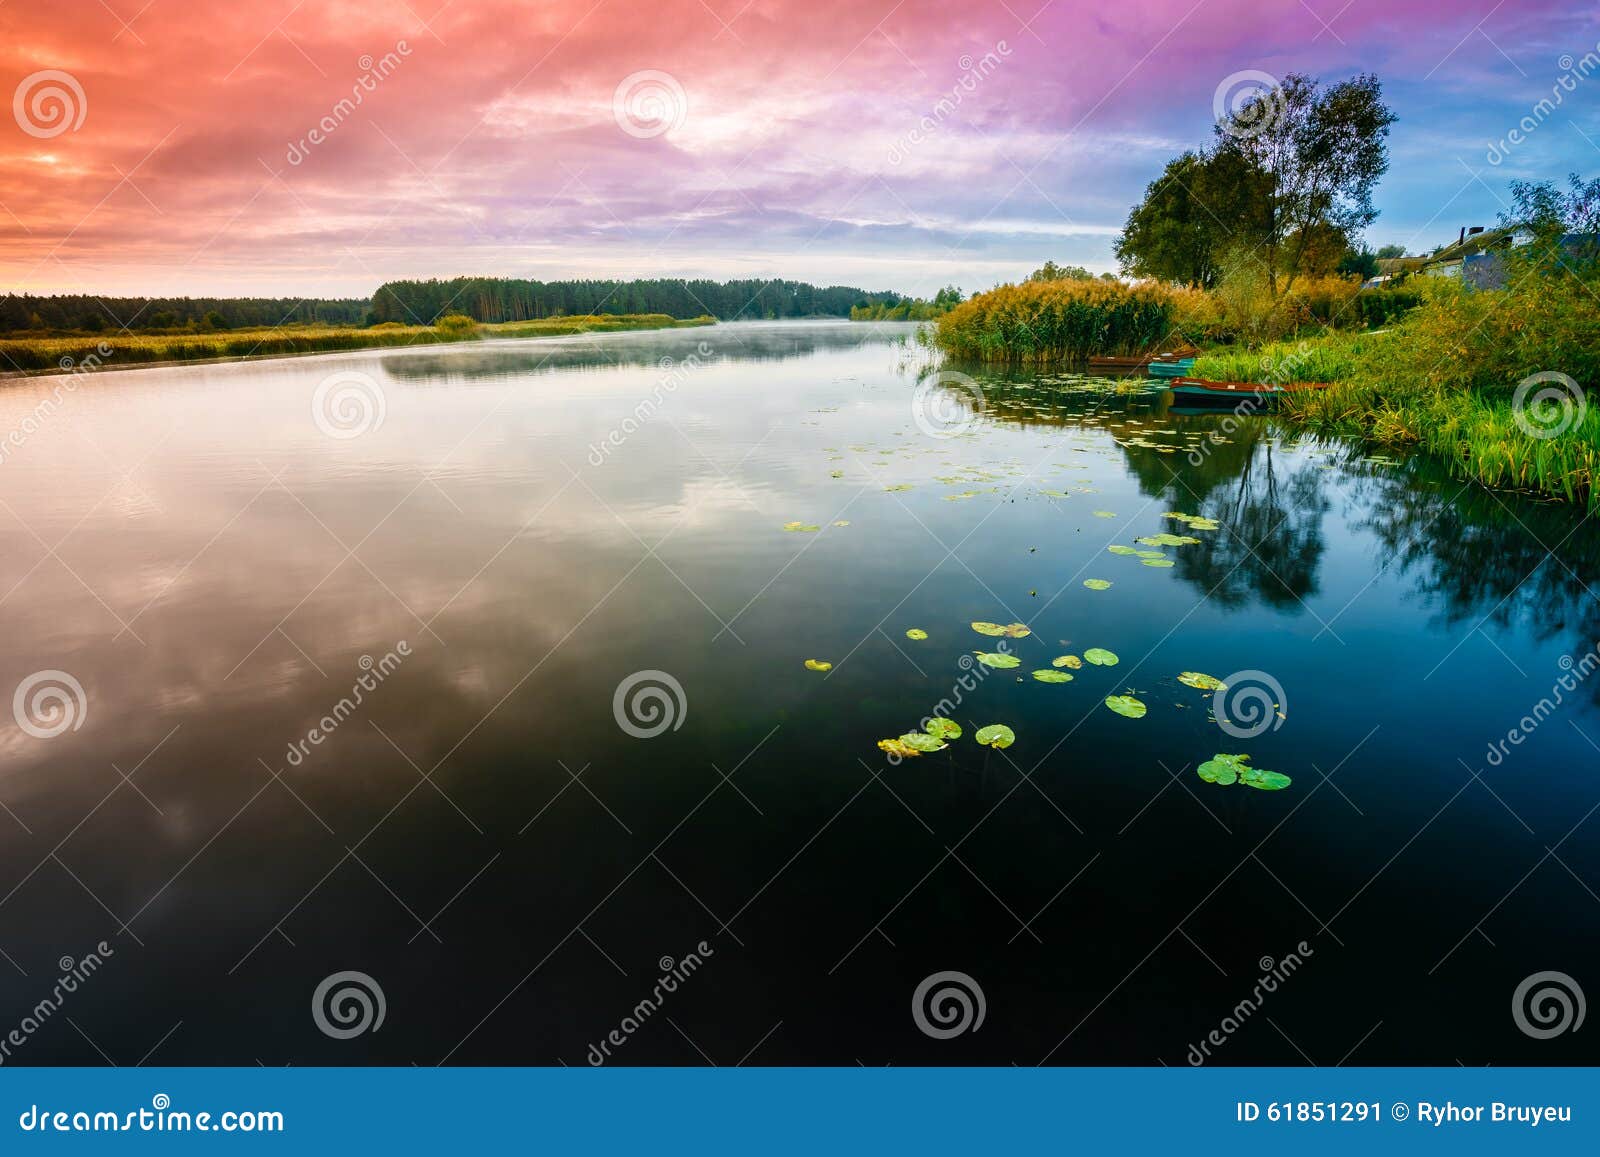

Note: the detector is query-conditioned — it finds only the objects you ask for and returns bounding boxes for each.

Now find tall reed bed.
[934,278,1174,363]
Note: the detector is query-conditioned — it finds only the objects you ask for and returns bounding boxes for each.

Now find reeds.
[933,278,1174,363]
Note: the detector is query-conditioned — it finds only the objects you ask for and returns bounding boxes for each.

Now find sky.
[2,0,1598,302]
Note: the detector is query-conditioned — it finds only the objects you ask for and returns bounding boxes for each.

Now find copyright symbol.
[1390,1102,1409,1121]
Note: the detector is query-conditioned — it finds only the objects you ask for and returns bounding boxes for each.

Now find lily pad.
[1107,545,1139,556]
[1083,579,1112,591]
[1092,510,1117,518]
[878,737,923,758]
[973,651,1021,669]
[896,731,947,753]
[1031,669,1073,683]
[1084,648,1119,666]
[1136,533,1201,547]
[1142,558,1175,568]
[1103,695,1147,719]
[905,628,929,640]
[829,470,844,478]
[1052,654,1083,669]
[883,483,914,492]
[972,621,1030,638]
[833,520,851,527]
[1198,753,1291,791]
[924,717,962,740]
[803,659,832,672]
[1177,671,1226,691]
[783,521,820,532]
[974,723,1016,749]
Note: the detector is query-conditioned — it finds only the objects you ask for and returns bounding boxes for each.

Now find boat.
[1146,359,1194,379]
[1086,350,1196,370]
[1166,377,1330,405]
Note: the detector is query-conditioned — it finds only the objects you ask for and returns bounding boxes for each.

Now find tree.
[1114,149,1270,287]
[1026,260,1092,282]
[1375,244,1405,259]
[1336,245,1379,280]
[1213,72,1396,293]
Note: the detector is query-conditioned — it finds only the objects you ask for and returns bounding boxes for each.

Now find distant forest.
[0,295,369,333]
[370,278,907,324]
[1,278,909,334]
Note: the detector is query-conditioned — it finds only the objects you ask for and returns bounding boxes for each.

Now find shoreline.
[0,314,715,381]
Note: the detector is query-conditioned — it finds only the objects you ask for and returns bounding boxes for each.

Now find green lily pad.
[1107,545,1139,556]
[1093,510,1117,518]
[878,737,923,758]
[973,651,1021,669]
[1241,765,1293,791]
[1103,695,1147,719]
[1031,669,1073,683]
[906,628,929,640]
[1084,579,1112,591]
[924,717,962,740]
[783,521,820,532]
[1142,558,1175,568]
[803,659,832,671]
[833,520,850,527]
[883,483,914,492]
[1052,654,1083,669]
[1084,648,1119,666]
[897,731,947,753]
[1177,671,1226,691]
[829,470,844,478]
[1136,533,1201,547]
[974,724,1016,749]
[972,621,1030,638]
[1197,753,1244,785]
[1133,549,1166,559]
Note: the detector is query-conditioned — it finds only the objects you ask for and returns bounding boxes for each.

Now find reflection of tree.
[942,366,1333,611]
[1346,459,1600,667]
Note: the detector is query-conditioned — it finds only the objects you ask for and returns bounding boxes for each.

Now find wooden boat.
[1087,350,1196,370]
[1146,359,1194,378]
[1166,377,1330,405]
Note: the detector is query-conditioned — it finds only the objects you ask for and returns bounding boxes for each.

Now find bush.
[933,278,1174,362]
[434,313,478,336]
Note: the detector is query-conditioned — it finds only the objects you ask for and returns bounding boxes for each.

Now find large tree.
[1116,73,1394,293]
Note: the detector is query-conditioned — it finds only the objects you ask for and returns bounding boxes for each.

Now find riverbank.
[0,314,715,376]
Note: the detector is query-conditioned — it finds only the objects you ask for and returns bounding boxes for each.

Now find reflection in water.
[1,321,1597,1068]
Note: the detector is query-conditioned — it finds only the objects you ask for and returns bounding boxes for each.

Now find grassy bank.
[0,313,714,375]
[934,278,1174,362]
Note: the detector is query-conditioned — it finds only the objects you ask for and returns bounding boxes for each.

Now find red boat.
[1167,377,1331,404]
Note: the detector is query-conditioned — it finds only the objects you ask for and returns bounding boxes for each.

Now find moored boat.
[1166,377,1330,405]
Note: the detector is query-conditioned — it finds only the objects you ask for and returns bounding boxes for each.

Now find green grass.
[0,314,714,374]
[934,278,1174,363]
[1192,331,1384,384]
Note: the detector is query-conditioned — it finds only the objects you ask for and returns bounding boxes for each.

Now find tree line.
[0,295,369,334]
[370,277,908,324]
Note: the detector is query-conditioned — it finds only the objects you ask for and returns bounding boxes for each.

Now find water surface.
[0,320,1596,1065]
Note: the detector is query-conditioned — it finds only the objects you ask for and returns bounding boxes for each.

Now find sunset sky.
[3,0,1596,300]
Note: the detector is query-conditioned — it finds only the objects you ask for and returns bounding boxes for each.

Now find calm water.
[0,320,1596,1066]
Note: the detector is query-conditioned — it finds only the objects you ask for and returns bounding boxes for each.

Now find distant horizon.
[5,1,1595,301]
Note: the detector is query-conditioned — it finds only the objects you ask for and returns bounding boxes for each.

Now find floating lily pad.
[829,470,844,478]
[833,520,851,527]
[783,521,821,532]
[1083,579,1112,591]
[1039,488,1070,498]
[1032,669,1073,683]
[1142,558,1175,568]
[905,628,929,640]
[1052,654,1083,669]
[1177,671,1226,691]
[1093,510,1117,518]
[1084,648,1119,666]
[1136,533,1201,547]
[878,737,922,758]
[973,651,1021,669]
[803,659,832,672]
[1103,695,1147,719]
[897,731,947,753]
[883,483,914,492]
[974,724,1016,749]
[1107,545,1139,556]
[1197,753,1291,790]
[972,621,1029,638]
[1133,549,1166,559]
[924,717,962,740]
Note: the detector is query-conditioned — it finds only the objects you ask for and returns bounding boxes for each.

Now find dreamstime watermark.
[911,369,987,438]
[912,970,985,1039]
[586,942,715,1064]
[1512,971,1585,1039]
[284,643,410,767]
[286,44,412,165]
[1511,371,1586,440]
[1487,48,1600,165]
[1213,670,1286,739]
[587,341,715,465]
[886,43,1012,166]
[1185,341,1313,466]
[312,970,386,1039]
[12,670,87,740]
[0,344,113,467]
[1484,640,1599,767]
[613,70,687,139]
[612,670,686,738]
[1186,942,1314,1064]
[12,70,86,139]
[881,644,1011,767]
[312,368,387,439]
[1213,70,1284,141]
[0,942,115,1065]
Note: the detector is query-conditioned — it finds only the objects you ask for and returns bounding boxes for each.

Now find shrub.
[933,278,1174,362]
